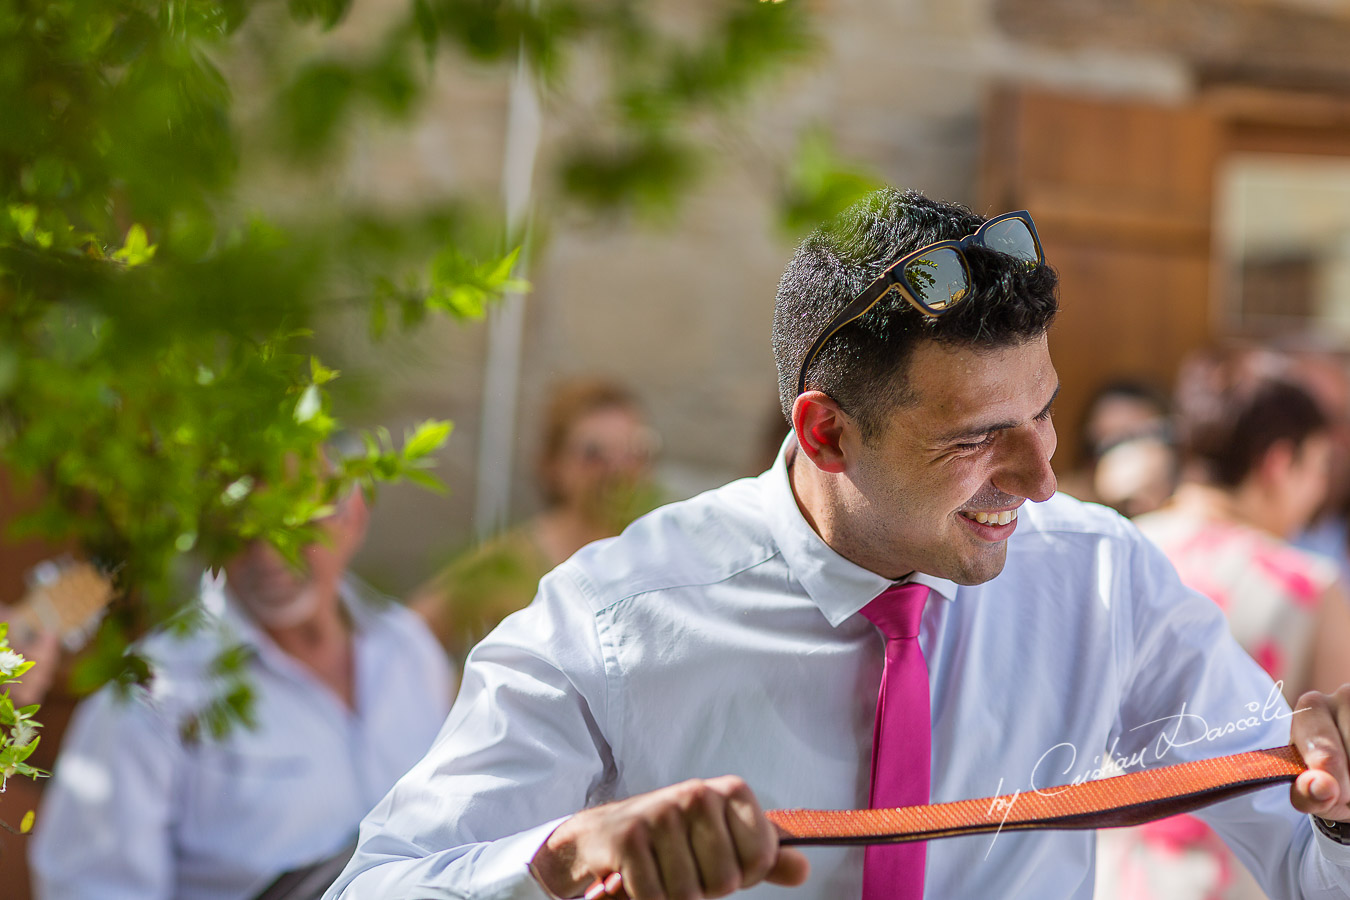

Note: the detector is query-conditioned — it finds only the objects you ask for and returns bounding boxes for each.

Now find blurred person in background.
[30,484,453,900]
[1092,432,1178,518]
[1082,380,1171,459]
[1058,379,1177,517]
[1290,348,1350,587]
[410,376,660,664]
[1097,345,1350,900]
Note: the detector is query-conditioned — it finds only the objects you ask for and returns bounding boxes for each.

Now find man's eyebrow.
[934,383,1061,444]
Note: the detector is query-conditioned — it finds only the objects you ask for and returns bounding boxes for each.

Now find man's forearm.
[324,819,570,900]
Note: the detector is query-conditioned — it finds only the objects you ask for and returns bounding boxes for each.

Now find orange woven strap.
[582,746,1306,899]
[766,744,1306,845]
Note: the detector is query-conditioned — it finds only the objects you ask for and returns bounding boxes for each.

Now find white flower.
[10,721,35,747]
[0,650,25,679]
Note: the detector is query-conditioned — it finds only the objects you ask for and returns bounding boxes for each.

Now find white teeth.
[962,508,1019,525]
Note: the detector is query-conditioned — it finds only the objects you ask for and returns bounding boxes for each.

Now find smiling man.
[326,189,1350,900]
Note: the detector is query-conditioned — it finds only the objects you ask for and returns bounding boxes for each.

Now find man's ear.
[792,391,850,474]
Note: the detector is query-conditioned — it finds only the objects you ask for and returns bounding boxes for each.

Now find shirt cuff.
[1312,815,1350,868]
[473,816,574,900]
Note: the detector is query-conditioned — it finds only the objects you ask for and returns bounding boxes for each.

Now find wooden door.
[981,86,1220,466]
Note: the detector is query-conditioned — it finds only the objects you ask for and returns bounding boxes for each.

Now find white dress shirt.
[31,575,453,900]
[327,444,1350,899]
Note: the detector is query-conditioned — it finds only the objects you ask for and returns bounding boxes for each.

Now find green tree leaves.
[0,623,45,793]
[780,128,882,239]
[111,225,157,267]
[0,0,864,761]
[0,0,503,750]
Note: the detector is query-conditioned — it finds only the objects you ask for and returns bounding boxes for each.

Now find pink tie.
[859,583,932,900]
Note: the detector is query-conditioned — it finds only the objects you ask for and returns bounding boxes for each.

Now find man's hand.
[531,775,810,900]
[1290,686,1350,822]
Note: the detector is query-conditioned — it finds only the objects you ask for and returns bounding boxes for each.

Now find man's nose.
[995,423,1057,503]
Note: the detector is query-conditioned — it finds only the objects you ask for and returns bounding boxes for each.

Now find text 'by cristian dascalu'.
[979,681,1304,858]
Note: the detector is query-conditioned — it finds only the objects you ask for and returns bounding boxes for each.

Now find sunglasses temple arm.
[795,280,893,397]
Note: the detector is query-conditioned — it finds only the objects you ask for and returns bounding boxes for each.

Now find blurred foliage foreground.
[0,0,876,802]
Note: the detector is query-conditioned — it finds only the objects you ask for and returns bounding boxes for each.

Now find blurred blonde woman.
[411,377,660,663]
[1097,346,1350,900]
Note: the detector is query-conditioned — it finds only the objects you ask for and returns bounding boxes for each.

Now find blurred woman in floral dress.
[1097,346,1350,900]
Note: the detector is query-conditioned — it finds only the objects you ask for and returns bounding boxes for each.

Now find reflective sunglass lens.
[903,248,968,311]
[982,219,1039,265]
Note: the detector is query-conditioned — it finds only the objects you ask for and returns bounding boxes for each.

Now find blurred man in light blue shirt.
[31,487,453,900]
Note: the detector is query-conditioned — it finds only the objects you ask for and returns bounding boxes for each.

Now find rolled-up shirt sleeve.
[30,687,181,900]
[325,568,614,899]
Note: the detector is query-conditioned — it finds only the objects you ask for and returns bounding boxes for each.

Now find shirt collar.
[761,434,958,628]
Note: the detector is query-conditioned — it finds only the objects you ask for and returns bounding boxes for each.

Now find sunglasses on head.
[794,210,1044,397]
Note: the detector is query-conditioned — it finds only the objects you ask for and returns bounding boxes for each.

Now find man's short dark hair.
[1173,346,1329,488]
[772,188,1059,441]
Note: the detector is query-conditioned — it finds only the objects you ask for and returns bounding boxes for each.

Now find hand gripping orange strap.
[583,745,1306,899]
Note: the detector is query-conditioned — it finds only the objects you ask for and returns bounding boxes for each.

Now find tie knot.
[860,583,929,640]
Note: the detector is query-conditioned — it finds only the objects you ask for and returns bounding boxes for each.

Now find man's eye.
[955,434,995,451]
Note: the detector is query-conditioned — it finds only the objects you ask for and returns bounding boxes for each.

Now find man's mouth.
[958,508,1019,526]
